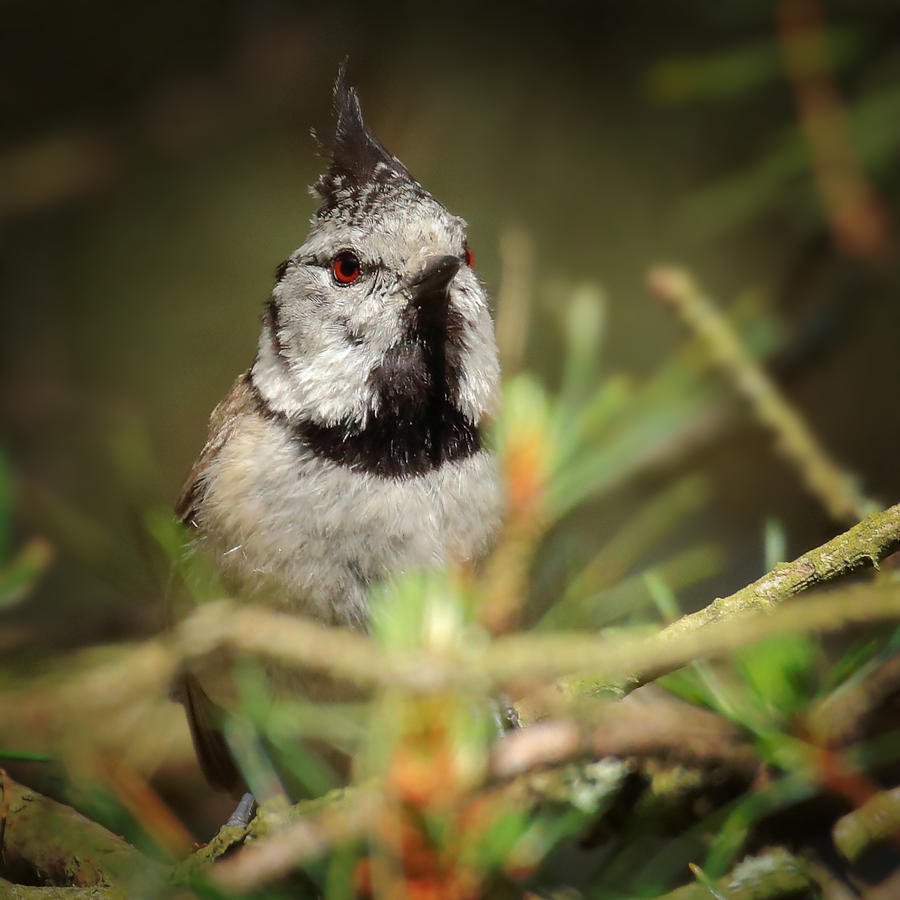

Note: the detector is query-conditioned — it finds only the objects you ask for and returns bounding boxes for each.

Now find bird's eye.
[332,251,361,284]
[464,245,474,268]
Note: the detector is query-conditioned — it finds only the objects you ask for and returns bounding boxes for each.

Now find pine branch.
[626,497,900,688]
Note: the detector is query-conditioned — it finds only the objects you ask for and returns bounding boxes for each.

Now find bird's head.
[250,67,499,474]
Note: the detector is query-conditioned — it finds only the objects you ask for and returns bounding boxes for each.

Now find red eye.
[464,245,474,268]
[332,251,361,284]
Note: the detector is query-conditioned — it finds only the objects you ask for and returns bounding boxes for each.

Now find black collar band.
[249,378,481,479]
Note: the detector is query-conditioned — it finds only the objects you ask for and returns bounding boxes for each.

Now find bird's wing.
[172,372,260,794]
[175,371,257,527]
[174,671,245,795]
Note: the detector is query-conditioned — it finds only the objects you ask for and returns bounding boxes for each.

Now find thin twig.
[806,653,900,747]
[489,695,762,783]
[208,792,377,893]
[97,756,195,859]
[171,500,900,692]
[172,577,900,700]
[488,721,582,779]
[649,266,878,523]
[648,848,812,900]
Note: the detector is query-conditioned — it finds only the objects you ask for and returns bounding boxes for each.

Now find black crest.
[313,63,413,208]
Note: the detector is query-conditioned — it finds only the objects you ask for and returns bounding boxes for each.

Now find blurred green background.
[3,0,900,654]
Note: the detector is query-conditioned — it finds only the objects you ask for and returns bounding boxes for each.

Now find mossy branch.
[0,878,116,899]
[0,773,165,898]
[627,497,900,686]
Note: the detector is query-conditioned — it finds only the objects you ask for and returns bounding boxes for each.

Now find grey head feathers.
[249,66,501,478]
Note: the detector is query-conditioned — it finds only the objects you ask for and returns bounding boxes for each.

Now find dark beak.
[412,255,461,305]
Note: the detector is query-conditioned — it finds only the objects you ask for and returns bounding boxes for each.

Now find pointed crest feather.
[313,61,412,208]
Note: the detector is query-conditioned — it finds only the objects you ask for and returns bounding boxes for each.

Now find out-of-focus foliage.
[4,1,900,898]
[175,284,737,898]
[2,276,899,900]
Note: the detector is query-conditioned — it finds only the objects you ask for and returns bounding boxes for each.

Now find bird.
[172,66,503,806]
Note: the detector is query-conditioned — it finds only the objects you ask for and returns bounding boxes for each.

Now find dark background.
[3,1,900,694]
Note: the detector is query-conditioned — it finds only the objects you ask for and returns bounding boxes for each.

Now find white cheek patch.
[287,343,379,425]
[445,275,501,422]
[455,305,501,420]
[253,274,411,427]
[253,324,378,428]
